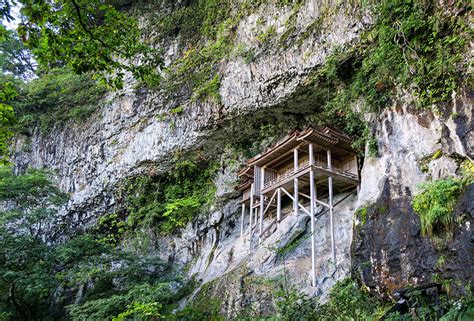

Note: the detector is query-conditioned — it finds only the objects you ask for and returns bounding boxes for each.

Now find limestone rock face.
[11,0,473,318]
[353,90,474,298]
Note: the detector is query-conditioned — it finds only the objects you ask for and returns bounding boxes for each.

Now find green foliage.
[340,0,467,108]
[440,297,474,321]
[68,282,171,320]
[0,78,16,164]
[164,27,232,103]
[0,29,36,80]
[95,213,130,246]
[0,165,69,319]
[171,299,224,321]
[412,174,470,240]
[319,279,385,320]
[113,302,162,321]
[274,278,474,320]
[0,165,196,320]
[0,165,68,216]
[256,25,277,44]
[383,286,474,320]
[356,206,368,225]
[274,285,320,320]
[306,0,468,154]
[12,68,106,133]
[274,278,384,321]
[122,159,218,235]
[155,0,268,102]
[16,0,162,88]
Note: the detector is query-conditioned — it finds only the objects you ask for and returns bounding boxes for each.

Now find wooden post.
[277,188,281,228]
[327,149,336,265]
[309,143,317,286]
[241,203,245,238]
[249,184,254,235]
[259,167,265,239]
[254,208,258,229]
[293,148,299,216]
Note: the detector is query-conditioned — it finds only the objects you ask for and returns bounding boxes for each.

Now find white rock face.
[358,90,473,207]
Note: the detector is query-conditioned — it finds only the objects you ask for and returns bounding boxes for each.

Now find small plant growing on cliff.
[123,159,218,235]
[412,176,467,241]
[412,160,473,242]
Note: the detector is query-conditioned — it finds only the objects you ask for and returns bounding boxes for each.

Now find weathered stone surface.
[353,90,473,299]
[352,183,473,299]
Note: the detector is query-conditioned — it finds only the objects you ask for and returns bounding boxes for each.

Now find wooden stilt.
[254,208,258,229]
[309,143,317,287]
[249,183,254,235]
[241,203,245,238]
[327,149,336,265]
[259,167,265,239]
[277,188,281,228]
[236,127,361,285]
[293,148,299,216]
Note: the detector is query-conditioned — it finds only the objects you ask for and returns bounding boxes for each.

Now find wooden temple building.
[237,127,360,286]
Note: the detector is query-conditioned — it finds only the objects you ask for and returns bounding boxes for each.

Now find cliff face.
[353,90,473,298]
[12,0,473,318]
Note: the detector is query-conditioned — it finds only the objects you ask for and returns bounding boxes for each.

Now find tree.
[0,28,36,80]
[17,0,162,88]
[0,166,181,320]
[0,0,163,162]
[0,79,16,164]
[0,166,68,319]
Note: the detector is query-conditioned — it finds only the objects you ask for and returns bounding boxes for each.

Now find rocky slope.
[12,0,473,318]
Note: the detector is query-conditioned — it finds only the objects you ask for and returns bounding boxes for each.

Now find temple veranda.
[237,127,360,287]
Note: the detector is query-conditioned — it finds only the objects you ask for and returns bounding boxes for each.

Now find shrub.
[274,285,320,321]
[412,160,473,242]
[12,68,106,133]
[68,282,176,320]
[121,159,218,235]
[412,178,464,238]
[273,278,384,321]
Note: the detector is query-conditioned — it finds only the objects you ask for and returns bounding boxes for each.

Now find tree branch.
[69,0,127,57]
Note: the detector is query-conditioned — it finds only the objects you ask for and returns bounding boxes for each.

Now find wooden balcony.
[261,160,359,194]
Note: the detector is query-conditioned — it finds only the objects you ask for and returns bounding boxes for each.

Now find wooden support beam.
[293,148,299,216]
[248,183,254,235]
[309,143,317,287]
[327,149,336,266]
[263,189,278,217]
[253,208,259,229]
[277,188,281,227]
[299,203,311,216]
[315,199,330,208]
[241,203,245,238]
[259,167,265,239]
[299,191,311,200]
[299,191,330,208]
[281,187,294,201]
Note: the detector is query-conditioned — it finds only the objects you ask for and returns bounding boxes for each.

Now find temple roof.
[244,127,355,167]
[237,165,254,179]
[245,130,302,167]
[236,180,252,191]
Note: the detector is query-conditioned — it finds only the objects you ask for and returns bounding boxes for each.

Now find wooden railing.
[262,160,358,190]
